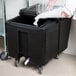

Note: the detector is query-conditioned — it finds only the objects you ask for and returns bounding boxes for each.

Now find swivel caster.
[0,51,8,60]
[24,58,30,66]
[54,55,59,59]
[54,56,59,59]
[38,67,43,74]
[14,59,20,67]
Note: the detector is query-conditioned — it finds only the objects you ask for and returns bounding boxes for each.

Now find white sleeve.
[65,0,76,15]
[62,6,72,17]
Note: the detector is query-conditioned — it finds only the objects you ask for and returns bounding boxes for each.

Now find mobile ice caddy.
[0,0,72,74]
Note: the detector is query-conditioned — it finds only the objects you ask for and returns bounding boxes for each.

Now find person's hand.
[61,11,70,18]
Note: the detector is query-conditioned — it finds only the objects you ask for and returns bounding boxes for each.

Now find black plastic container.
[6,16,59,66]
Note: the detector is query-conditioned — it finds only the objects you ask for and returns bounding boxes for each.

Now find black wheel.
[54,56,59,59]
[54,54,59,59]
[14,59,20,67]
[38,67,43,74]
[0,51,8,60]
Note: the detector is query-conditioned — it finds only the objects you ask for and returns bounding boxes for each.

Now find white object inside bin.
[33,6,72,26]
[33,0,76,26]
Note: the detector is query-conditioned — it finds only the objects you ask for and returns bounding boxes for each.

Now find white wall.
[29,0,41,6]
[64,20,76,56]
[6,0,26,20]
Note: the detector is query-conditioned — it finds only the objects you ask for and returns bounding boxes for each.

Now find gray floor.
[0,38,76,76]
[0,54,76,76]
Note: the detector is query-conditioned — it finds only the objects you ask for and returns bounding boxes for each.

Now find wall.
[6,0,26,20]
[29,0,39,6]
[0,0,26,35]
[64,20,76,56]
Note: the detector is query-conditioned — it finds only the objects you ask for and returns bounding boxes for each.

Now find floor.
[0,54,76,76]
[0,38,76,76]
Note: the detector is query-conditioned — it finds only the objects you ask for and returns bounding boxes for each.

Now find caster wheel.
[15,60,19,67]
[14,59,19,67]
[38,67,43,74]
[54,56,59,59]
[54,55,59,59]
[0,51,8,60]
[24,58,30,66]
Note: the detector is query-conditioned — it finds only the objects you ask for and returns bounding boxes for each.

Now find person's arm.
[46,0,57,10]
